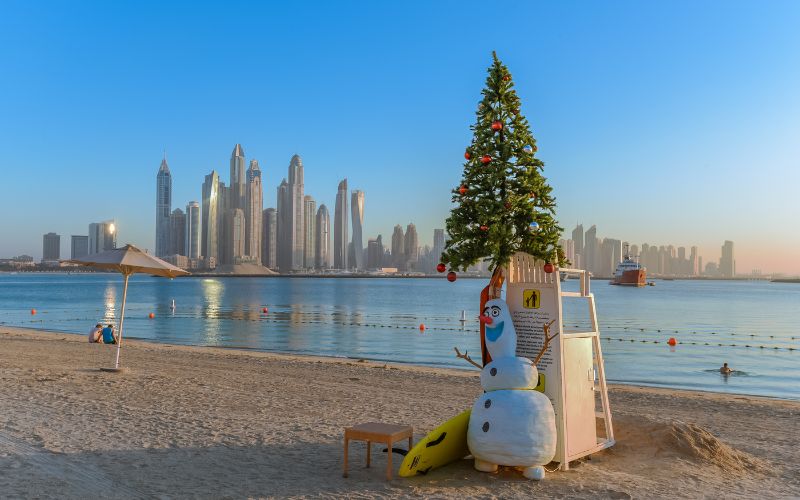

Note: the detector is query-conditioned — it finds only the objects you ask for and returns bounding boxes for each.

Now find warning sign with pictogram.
[522,289,541,309]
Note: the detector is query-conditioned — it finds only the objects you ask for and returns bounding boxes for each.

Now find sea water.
[0,274,797,400]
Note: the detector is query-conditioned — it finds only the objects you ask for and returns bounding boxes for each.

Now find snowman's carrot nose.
[480,315,493,325]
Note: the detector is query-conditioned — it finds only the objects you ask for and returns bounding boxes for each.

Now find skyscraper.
[432,229,445,266]
[185,201,200,260]
[42,233,60,262]
[571,224,584,266]
[276,179,290,270]
[70,235,88,260]
[201,171,220,265]
[367,235,384,269]
[583,225,597,273]
[245,159,263,262]
[315,204,330,269]
[719,240,735,278]
[287,155,305,270]
[227,208,246,262]
[262,208,277,269]
[217,181,232,265]
[230,144,246,211]
[155,155,172,257]
[350,190,365,270]
[689,246,698,276]
[169,208,186,256]
[88,221,116,254]
[391,225,405,270]
[303,195,316,269]
[404,223,419,270]
[334,179,349,270]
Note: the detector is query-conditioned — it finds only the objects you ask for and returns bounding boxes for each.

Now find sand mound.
[612,416,769,474]
[667,421,768,472]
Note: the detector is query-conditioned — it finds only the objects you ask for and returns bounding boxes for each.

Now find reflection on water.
[102,282,117,324]
[201,278,224,345]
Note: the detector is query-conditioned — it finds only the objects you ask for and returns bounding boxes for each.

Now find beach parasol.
[66,244,189,371]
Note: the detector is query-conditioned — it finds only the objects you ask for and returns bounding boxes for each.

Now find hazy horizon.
[1,2,798,274]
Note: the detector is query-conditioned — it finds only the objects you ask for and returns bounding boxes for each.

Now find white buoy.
[170,299,176,310]
[460,310,468,323]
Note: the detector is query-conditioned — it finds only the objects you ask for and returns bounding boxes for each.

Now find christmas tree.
[440,52,565,275]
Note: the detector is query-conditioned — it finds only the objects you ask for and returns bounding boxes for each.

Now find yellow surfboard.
[399,409,471,477]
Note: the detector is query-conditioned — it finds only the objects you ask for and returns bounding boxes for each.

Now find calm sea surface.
[0,274,798,400]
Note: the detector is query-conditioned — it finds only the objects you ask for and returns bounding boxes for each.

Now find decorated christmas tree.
[440,52,565,278]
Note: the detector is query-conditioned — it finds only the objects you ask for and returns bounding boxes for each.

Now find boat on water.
[610,245,646,287]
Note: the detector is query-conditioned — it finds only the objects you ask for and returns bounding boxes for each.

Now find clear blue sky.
[1,1,799,273]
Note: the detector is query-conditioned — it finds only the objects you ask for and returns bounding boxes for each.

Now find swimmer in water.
[720,362,732,374]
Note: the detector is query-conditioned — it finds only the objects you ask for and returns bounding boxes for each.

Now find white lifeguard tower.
[482,252,615,470]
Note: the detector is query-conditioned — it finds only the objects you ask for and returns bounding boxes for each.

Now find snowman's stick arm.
[533,319,560,366]
[454,347,483,369]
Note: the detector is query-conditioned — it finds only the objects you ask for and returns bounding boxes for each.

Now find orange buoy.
[667,337,677,346]
[30,309,36,315]
[149,312,155,319]
[262,307,268,314]
[419,323,426,332]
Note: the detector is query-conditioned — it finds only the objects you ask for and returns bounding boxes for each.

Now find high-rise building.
[404,223,419,270]
[217,181,233,265]
[315,204,330,269]
[333,179,349,269]
[350,190,365,270]
[245,159,263,262]
[583,225,597,273]
[70,235,88,260]
[367,235,384,269]
[391,225,405,270]
[230,144,246,211]
[42,233,60,262]
[201,171,220,264]
[169,208,186,256]
[155,155,172,257]
[276,179,290,270]
[262,208,278,269]
[689,246,698,276]
[432,229,445,267]
[227,208,246,262]
[719,240,735,278]
[185,201,200,259]
[287,155,305,270]
[571,223,584,266]
[303,195,316,269]
[88,220,116,254]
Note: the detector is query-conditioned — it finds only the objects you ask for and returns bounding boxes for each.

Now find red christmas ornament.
[480,225,489,232]
[481,155,491,164]
[532,144,538,152]
[543,262,554,274]
[504,201,512,210]
[447,271,457,282]
[529,192,537,200]
[491,121,503,131]
[503,75,510,81]
[458,185,467,195]
[436,263,446,273]
[464,151,471,160]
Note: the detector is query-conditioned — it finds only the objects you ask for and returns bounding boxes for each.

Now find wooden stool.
[343,422,413,480]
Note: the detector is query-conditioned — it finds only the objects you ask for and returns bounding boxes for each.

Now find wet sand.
[0,327,797,498]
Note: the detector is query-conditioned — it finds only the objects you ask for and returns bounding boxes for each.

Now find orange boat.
[611,245,646,287]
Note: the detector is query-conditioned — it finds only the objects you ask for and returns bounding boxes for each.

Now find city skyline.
[1,3,799,274]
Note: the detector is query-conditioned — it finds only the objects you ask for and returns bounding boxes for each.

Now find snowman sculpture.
[467,298,557,480]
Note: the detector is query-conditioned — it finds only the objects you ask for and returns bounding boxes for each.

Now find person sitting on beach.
[101,324,117,344]
[88,324,103,343]
[720,362,733,374]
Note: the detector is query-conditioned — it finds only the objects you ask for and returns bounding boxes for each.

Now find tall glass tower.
[155,155,172,257]
[334,179,348,269]
[350,190,364,270]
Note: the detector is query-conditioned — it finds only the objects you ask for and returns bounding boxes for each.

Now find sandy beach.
[0,327,797,499]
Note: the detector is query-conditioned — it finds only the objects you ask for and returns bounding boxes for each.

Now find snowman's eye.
[491,308,500,317]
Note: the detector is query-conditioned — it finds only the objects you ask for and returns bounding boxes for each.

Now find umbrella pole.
[114,274,129,370]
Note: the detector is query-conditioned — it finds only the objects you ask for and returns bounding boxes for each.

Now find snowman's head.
[482,298,516,359]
